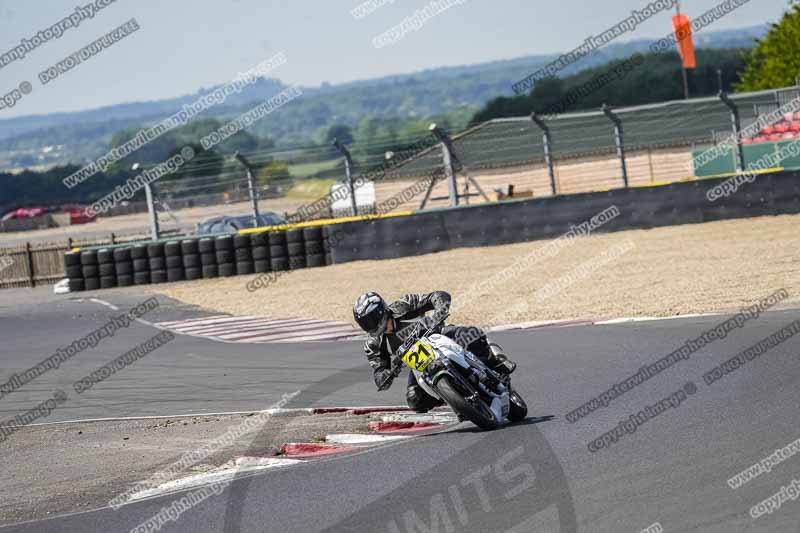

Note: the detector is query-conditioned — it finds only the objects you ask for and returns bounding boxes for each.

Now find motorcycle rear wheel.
[436,375,499,430]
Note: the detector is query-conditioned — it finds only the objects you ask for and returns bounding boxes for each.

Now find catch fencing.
[128,84,800,222]
[371,84,800,211]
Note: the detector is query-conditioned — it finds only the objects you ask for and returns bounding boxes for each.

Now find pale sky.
[0,0,791,119]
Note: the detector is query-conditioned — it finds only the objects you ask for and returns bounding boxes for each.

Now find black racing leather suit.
[363,291,496,412]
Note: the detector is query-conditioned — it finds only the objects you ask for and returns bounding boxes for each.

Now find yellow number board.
[402,340,435,372]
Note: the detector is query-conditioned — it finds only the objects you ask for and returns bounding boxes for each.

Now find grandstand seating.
[750,115,800,143]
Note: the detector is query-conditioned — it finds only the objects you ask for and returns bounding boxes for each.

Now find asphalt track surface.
[1,288,799,532]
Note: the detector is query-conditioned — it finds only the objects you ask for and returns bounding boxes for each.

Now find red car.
[61,204,96,225]
[1,207,45,221]
[1,205,96,224]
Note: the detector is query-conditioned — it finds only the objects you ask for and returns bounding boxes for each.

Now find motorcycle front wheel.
[436,375,499,431]
[508,388,528,422]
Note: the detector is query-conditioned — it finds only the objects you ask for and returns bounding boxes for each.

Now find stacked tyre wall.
[64,228,333,292]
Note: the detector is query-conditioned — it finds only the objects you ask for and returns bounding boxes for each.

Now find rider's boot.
[487,343,516,375]
[406,386,445,413]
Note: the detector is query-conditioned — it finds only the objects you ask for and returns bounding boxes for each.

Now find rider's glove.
[392,363,403,377]
[420,315,442,333]
[375,367,398,391]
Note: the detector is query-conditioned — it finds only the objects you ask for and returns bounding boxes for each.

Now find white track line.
[0,409,316,429]
[594,313,718,325]
[124,457,302,504]
[1,406,423,429]
[488,319,588,331]
[325,433,413,445]
[380,413,459,424]
[266,331,365,343]
[87,298,167,331]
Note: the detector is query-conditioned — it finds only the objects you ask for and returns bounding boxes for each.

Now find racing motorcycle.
[382,313,527,430]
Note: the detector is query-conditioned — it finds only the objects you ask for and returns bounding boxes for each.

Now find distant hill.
[0,24,767,171]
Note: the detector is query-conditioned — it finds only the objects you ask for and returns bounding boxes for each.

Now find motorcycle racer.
[353,291,516,412]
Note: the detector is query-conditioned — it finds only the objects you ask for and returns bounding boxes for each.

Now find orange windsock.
[672,14,696,69]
